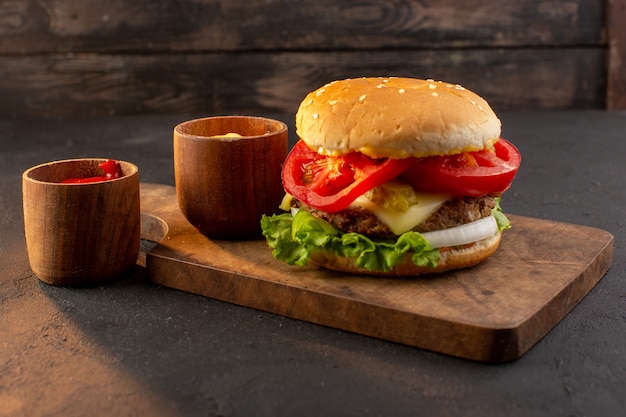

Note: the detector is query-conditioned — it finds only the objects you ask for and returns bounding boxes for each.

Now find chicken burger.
[261,77,521,276]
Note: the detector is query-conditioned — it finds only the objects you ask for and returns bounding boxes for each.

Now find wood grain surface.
[0,0,617,117]
[608,0,626,109]
[0,1,604,53]
[140,183,614,362]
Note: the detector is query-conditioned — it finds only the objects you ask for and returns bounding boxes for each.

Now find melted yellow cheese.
[352,192,448,235]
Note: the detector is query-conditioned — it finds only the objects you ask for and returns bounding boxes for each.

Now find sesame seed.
[376,84,385,88]
[313,113,319,119]
[478,105,483,111]
[455,84,465,90]
[432,92,439,97]
[446,84,453,88]
[307,99,313,106]
[399,89,406,94]
[359,94,367,101]
[329,99,338,105]
[315,88,326,96]
[429,84,437,89]
[426,78,434,82]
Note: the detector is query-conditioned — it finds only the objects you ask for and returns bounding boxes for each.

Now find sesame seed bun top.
[295,77,502,159]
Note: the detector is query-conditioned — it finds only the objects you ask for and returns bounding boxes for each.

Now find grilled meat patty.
[295,195,497,239]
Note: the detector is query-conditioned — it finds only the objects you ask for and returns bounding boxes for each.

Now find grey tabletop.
[1,111,625,417]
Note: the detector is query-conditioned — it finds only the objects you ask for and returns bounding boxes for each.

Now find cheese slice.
[352,193,448,235]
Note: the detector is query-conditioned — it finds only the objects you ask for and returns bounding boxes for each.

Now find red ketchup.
[61,159,123,184]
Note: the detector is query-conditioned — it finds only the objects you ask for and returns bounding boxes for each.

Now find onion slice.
[422,216,498,249]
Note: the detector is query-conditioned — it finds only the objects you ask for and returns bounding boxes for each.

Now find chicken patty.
[295,195,497,239]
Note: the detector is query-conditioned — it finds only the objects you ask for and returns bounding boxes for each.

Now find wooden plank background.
[0,0,621,118]
[608,0,626,109]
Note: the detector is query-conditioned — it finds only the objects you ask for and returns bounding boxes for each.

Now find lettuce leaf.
[493,197,511,232]
[261,210,440,272]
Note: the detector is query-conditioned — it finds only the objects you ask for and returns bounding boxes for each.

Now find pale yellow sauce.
[211,132,243,138]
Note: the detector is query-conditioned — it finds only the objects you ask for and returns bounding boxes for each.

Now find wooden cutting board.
[140,183,614,362]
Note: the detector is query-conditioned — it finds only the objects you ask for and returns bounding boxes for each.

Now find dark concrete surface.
[1,111,625,417]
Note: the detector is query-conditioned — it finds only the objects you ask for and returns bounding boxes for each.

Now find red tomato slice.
[400,138,521,197]
[282,140,415,212]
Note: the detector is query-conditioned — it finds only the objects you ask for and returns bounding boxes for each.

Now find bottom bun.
[309,231,502,277]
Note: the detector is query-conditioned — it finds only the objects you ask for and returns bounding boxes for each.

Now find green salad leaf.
[261,210,439,272]
[493,198,511,232]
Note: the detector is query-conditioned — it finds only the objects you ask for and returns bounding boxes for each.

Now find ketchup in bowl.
[61,159,123,184]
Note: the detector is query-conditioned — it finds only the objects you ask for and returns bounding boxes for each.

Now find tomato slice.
[282,140,415,212]
[400,138,521,196]
[282,138,521,212]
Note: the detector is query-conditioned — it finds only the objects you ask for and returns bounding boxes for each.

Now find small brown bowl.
[22,158,140,286]
[174,116,288,239]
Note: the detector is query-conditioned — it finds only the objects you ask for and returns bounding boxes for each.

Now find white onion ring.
[422,216,498,249]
